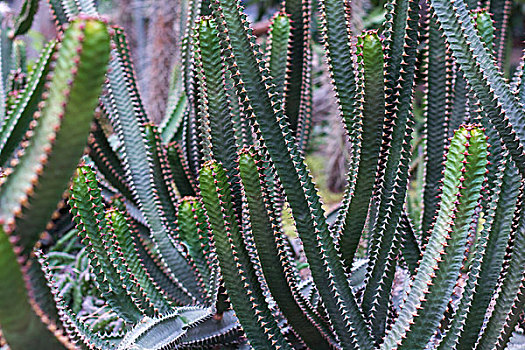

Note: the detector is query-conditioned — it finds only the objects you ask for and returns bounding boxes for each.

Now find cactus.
[0,0,525,349]
[0,12,111,349]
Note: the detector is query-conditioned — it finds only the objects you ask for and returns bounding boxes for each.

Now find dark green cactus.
[1,0,525,349]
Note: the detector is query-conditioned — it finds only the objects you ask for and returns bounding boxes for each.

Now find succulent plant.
[0,8,111,349]
[0,0,524,349]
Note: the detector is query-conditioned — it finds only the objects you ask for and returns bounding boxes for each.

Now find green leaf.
[39,250,116,350]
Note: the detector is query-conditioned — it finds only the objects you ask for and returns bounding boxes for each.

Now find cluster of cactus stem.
[0,0,524,349]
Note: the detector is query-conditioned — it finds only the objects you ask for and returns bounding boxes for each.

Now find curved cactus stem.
[167,141,197,197]
[116,306,239,350]
[436,203,485,350]
[238,149,334,349]
[88,115,134,203]
[0,226,69,350]
[176,309,241,348]
[210,0,373,347]
[183,103,204,180]
[175,197,213,293]
[142,123,180,231]
[0,41,6,128]
[266,12,291,103]
[39,250,116,350]
[421,9,453,239]
[160,91,187,144]
[399,210,420,275]
[181,0,203,102]
[116,307,206,350]
[283,0,313,147]
[225,72,253,149]
[51,0,97,22]
[362,0,420,339]
[447,14,518,348]
[12,39,27,73]
[129,221,193,305]
[76,0,97,16]
[46,0,69,27]
[429,0,525,175]
[0,41,56,168]
[195,18,242,212]
[496,277,525,350]
[199,161,293,350]
[0,20,12,90]
[2,0,521,348]
[70,166,154,322]
[108,200,174,314]
[0,18,110,256]
[318,0,361,194]
[380,125,487,349]
[455,163,519,349]
[24,253,62,328]
[488,0,512,68]
[511,50,524,102]
[442,159,518,349]
[5,40,29,112]
[449,59,470,138]
[105,37,204,303]
[110,28,149,121]
[476,183,525,350]
[336,31,385,271]
[59,0,80,21]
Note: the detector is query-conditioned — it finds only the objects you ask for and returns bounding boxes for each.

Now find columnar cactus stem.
[0,1,523,349]
[381,125,487,349]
